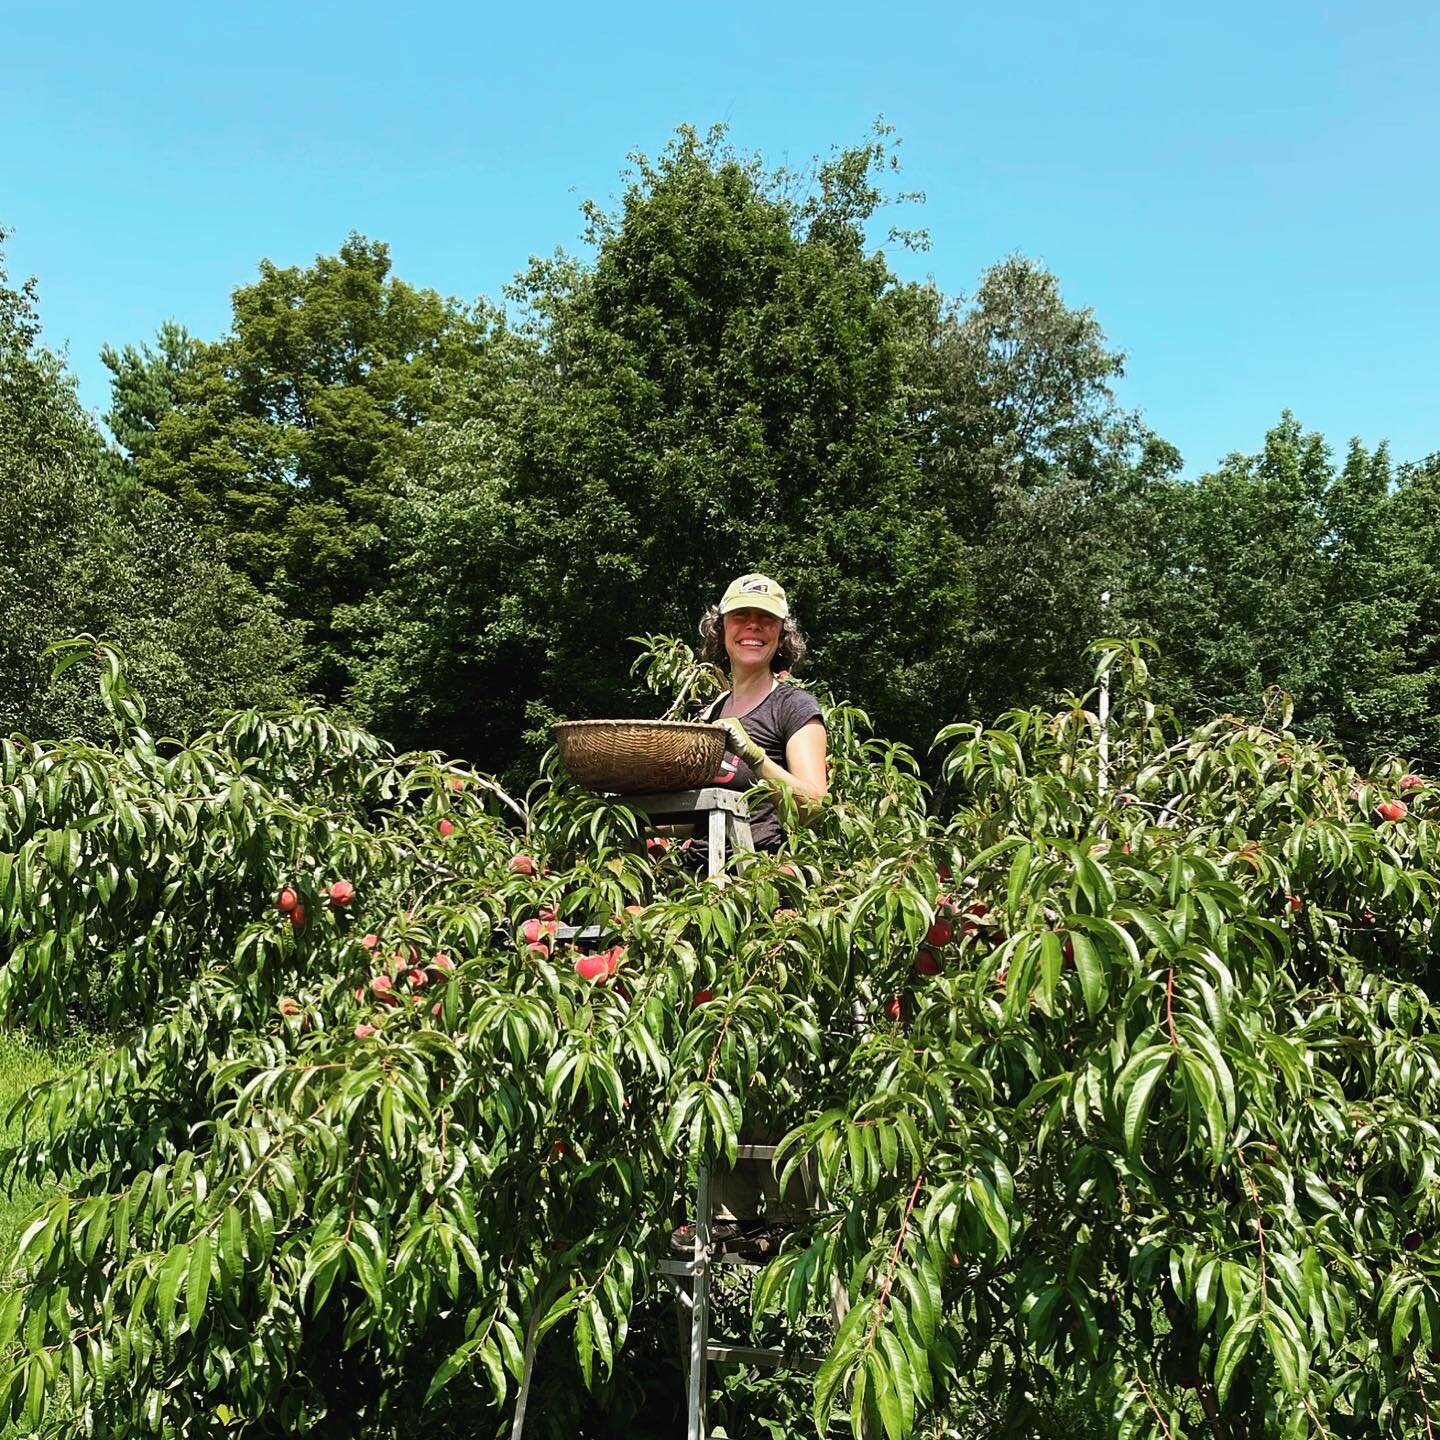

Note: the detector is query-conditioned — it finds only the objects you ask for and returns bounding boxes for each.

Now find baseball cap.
[719,573,789,619]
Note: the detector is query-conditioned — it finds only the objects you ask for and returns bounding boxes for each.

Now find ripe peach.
[575,951,615,984]
[277,887,298,914]
[408,967,428,988]
[914,947,942,976]
[361,933,380,950]
[508,854,536,876]
[437,818,455,838]
[693,988,715,1006]
[926,919,954,947]
[1288,894,1303,913]
[354,1023,377,1039]
[289,905,307,929]
[1377,799,1409,823]
[1401,774,1425,791]
[328,879,355,907]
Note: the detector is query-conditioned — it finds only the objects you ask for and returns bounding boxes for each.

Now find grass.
[0,1029,93,1256]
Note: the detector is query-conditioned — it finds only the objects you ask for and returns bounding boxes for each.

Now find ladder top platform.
[618,787,751,817]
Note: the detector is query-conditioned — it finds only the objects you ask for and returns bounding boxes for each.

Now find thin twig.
[865,1168,927,1348]
[1416,1365,1436,1440]
[1134,1372,1176,1440]
[1301,1394,1332,1439]
[1166,968,1178,1047]
[1236,1148,1268,1316]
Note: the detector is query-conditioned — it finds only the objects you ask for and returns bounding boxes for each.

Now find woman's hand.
[717,716,766,769]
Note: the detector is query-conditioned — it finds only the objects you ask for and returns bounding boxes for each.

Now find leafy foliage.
[5,638,1440,1436]
[0,234,300,743]
[1125,414,1440,762]
[125,235,511,698]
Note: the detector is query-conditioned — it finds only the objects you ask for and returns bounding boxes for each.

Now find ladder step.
[706,1342,822,1373]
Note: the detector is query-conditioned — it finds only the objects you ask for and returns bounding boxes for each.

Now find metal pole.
[1097,591,1112,798]
[686,1164,711,1440]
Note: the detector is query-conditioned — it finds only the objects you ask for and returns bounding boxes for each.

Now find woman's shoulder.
[773,680,825,725]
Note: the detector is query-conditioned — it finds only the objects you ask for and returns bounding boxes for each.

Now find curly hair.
[697,604,809,675]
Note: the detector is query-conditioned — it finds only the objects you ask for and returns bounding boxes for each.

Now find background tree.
[341,127,969,768]
[129,235,504,697]
[902,255,1181,725]
[101,320,203,466]
[0,230,300,740]
[1124,414,1440,762]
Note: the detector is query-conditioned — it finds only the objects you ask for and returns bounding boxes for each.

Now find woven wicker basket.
[552,719,728,794]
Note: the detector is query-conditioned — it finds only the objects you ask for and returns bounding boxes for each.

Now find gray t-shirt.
[702,682,826,851]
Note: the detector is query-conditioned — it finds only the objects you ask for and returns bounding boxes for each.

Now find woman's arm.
[753,722,829,811]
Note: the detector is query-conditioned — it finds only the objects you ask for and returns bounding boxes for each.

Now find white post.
[1097,591,1112,798]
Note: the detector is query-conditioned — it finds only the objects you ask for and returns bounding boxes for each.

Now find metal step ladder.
[658,1146,824,1440]
[551,787,801,1437]
[551,788,756,949]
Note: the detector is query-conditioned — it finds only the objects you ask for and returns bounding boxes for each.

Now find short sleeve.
[777,685,825,741]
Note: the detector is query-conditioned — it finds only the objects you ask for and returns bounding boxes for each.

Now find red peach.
[277,887,299,914]
[408,968,428,988]
[508,854,536,876]
[361,933,379,950]
[1377,799,1409,823]
[693,988,715,1006]
[354,1023,377,1039]
[1400,773,1425,791]
[328,879,355,907]
[915,947,942,976]
[290,905,307,928]
[926,919,954,947]
[437,818,455,837]
[575,951,615,984]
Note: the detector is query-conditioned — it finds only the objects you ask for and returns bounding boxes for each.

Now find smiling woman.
[692,573,829,856]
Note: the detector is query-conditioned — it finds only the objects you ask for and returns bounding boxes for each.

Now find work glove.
[717,716,766,770]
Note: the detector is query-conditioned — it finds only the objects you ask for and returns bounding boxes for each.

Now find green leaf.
[185,1232,213,1334]
[1215,1311,1259,1403]
[1120,1047,1173,1156]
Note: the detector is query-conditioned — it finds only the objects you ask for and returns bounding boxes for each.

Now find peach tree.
[2,637,1440,1437]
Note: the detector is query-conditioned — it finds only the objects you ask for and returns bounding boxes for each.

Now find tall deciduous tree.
[342,127,969,766]
[131,235,503,696]
[1123,414,1440,761]
[0,231,300,740]
[903,255,1181,724]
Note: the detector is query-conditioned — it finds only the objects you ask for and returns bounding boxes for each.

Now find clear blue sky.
[4,0,1437,475]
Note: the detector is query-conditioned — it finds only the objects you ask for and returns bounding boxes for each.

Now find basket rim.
[551,718,727,735]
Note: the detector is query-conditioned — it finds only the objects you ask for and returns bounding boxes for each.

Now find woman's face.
[723,608,782,671]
